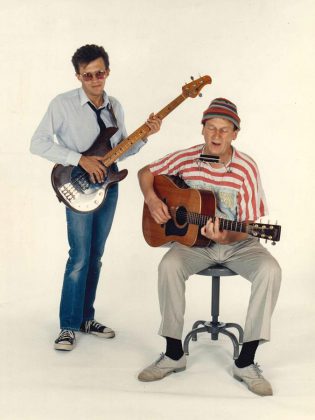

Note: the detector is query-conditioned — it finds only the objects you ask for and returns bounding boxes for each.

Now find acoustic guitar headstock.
[249,222,281,245]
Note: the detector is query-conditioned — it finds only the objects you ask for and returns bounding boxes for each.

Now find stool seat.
[183,264,244,360]
[197,265,237,277]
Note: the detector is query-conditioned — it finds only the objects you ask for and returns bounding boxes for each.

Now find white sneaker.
[233,363,273,396]
[138,353,186,382]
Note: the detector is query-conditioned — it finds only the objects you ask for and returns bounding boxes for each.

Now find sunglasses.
[80,70,107,81]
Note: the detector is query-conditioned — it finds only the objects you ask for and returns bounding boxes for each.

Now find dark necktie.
[87,101,106,132]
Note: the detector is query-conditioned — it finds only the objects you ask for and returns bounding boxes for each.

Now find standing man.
[30,44,161,351]
[137,98,281,396]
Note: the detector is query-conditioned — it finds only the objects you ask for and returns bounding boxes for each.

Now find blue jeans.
[59,183,118,330]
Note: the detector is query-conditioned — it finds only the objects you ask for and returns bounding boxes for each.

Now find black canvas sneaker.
[54,329,76,351]
[80,320,115,338]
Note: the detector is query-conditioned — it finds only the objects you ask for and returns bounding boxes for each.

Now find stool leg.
[219,329,240,360]
[184,326,208,355]
[192,320,206,329]
[225,323,244,345]
[191,320,206,341]
[211,275,220,324]
[210,275,220,340]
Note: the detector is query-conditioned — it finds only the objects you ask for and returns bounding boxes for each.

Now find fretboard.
[187,211,249,233]
[102,94,186,167]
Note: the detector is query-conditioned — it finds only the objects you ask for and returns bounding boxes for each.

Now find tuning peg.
[190,76,194,80]
[271,241,276,246]
[199,93,203,97]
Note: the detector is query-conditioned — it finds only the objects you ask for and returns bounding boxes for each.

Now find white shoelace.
[84,320,103,333]
[251,363,263,378]
[59,330,75,340]
[155,353,166,365]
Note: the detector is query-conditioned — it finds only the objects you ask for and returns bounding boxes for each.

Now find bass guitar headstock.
[249,222,281,245]
[182,75,212,98]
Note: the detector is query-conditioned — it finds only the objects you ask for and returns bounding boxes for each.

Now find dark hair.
[71,44,109,73]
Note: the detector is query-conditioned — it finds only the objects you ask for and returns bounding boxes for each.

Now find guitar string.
[181,209,248,233]
[69,171,91,191]
[174,208,276,238]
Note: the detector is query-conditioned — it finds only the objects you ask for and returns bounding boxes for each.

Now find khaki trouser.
[158,237,281,343]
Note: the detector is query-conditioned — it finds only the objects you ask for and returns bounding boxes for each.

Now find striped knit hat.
[202,98,240,129]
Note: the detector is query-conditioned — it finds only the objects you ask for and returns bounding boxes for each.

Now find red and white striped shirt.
[149,144,267,222]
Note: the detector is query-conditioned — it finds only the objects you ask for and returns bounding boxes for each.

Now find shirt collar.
[79,88,110,109]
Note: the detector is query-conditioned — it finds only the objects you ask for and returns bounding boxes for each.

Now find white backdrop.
[0,1,314,419]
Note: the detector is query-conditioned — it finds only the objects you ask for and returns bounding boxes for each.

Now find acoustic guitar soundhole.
[165,206,188,237]
[175,206,187,226]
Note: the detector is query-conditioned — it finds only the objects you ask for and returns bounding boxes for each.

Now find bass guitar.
[51,75,212,213]
[142,175,281,247]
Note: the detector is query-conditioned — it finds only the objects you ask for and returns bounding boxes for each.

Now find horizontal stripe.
[203,106,240,122]
[149,145,267,222]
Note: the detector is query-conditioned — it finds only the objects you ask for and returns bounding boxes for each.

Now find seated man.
[137,98,281,396]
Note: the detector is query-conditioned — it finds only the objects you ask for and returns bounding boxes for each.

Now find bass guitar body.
[51,127,128,213]
[142,176,215,247]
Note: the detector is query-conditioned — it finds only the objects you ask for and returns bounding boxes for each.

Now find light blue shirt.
[30,88,146,166]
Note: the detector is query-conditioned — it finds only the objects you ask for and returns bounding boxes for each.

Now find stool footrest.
[184,320,244,360]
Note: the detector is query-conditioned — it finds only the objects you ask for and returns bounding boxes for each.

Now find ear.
[75,73,81,82]
[232,129,239,141]
[201,125,205,136]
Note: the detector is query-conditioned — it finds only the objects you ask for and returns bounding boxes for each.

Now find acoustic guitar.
[51,75,212,213]
[142,175,281,247]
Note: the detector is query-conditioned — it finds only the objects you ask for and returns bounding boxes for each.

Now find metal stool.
[184,264,244,359]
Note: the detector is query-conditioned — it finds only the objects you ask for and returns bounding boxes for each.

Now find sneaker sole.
[54,343,75,351]
[138,366,186,382]
[91,331,115,338]
[80,330,115,339]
